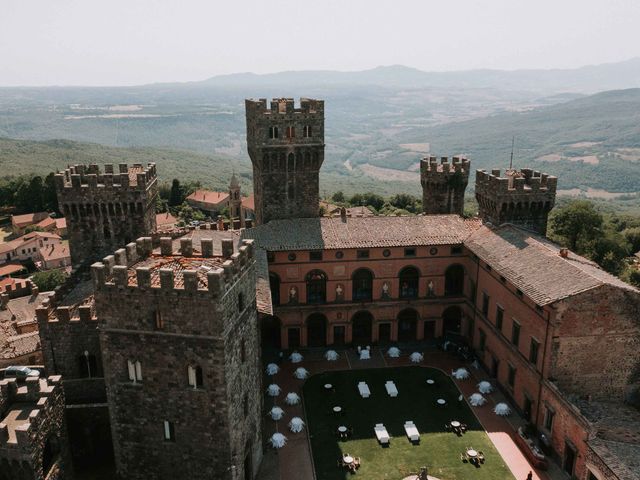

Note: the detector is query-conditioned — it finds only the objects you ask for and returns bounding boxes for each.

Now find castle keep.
[475,168,557,235]
[92,236,262,480]
[55,163,158,266]
[420,155,470,215]
[245,98,324,224]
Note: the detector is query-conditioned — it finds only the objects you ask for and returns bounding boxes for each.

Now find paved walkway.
[262,347,564,480]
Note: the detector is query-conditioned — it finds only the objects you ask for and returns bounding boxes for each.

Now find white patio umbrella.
[285,392,300,405]
[288,417,305,433]
[269,406,284,420]
[494,402,512,416]
[266,363,279,376]
[267,384,281,397]
[294,367,309,380]
[270,432,287,448]
[324,350,339,361]
[478,381,494,394]
[359,349,370,360]
[387,347,401,358]
[452,368,470,380]
[410,352,423,363]
[469,393,487,406]
[290,351,303,363]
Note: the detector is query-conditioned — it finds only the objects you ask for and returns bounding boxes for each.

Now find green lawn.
[303,367,514,480]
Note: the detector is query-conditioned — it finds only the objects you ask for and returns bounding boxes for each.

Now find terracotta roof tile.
[464,224,638,305]
[244,215,480,251]
[186,190,229,207]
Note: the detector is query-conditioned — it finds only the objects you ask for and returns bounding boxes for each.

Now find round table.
[333,406,342,413]
[338,426,347,433]
[343,455,354,464]
[451,420,461,428]
[467,449,478,458]
[426,379,435,385]
[437,398,446,405]
[324,383,333,390]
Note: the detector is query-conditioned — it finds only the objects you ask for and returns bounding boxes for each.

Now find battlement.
[421,155,471,177]
[90,237,255,298]
[475,168,558,194]
[55,162,157,193]
[0,375,62,447]
[36,297,96,325]
[246,97,324,116]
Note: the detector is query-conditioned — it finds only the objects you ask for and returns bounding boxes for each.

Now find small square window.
[516,288,523,297]
[288,252,297,261]
[309,251,322,261]
[499,276,506,283]
[404,248,416,257]
[451,246,463,255]
[356,249,369,259]
[486,264,492,271]
[267,252,275,263]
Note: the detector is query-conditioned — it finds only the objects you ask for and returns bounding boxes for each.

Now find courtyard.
[302,366,513,480]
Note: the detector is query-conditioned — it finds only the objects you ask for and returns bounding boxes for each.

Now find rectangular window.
[356,249,369,259]
[507,364,516,388]
[544,407,555,432]
[404,248,416,257]
[529,338,540,365]
[486,264,492,271]
[128,360,142,382]
[516,288,523,297]
[495,306,504,331]
[478,329,486,352]
[163,421,175,441]
[309,251,322,261]
[451,246,463,255]
[482,293,490,316]
[499,275,506,283]
[154,310,163,330]
[511,321,521,347]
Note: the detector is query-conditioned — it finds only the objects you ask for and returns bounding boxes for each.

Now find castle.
[6,97,637,480]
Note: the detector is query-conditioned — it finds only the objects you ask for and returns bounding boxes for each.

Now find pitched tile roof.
[40,243,70,262]
[11,212,49,228]
[156,212,178,227]
[0,264,27,277]
[243,215,481,251]
[186,190,229,207]
[242,194,255,212]
[464,224,638,305]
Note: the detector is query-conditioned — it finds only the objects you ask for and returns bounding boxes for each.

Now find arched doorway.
[306,313,327,347]
[442,306,462,334]
[398,308,418,342]
[305,270,327,304]
[445,264,465,296]
[352,269,373,301]
[269,272,280,306]
[352,311,373,345]
[399,266,419,299]
[261,316,282,349]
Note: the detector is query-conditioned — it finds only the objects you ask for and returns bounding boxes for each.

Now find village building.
[11,212,50,236]
[0,232,63,266]
[186,189,229,217]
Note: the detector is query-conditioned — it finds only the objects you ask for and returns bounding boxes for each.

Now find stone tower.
[420,156,470,215]
[245,98,324,225]
[92,236,262,480]
[475,168,558,235]
[55,163,158,266]
[228,173,244,226]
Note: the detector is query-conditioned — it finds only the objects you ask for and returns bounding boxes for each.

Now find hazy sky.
[1,0,639,86]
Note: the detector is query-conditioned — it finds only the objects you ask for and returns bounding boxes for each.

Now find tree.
[588,235,630,275]
[331,191,345,203]
[43,172,59,213]
[549,200,603,251]
[31,269,67,292]
[169,179,183,207]
[390,193,418,212]
[623,227,640,254]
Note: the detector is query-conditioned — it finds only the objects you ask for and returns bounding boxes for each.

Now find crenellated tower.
[91,236,262,480]
[228,173,244,226]
[420,156,470,215]
[245,98,324,224]
[475,168,558,235]
[55,163,158,266]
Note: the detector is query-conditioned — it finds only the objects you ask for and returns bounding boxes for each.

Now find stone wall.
[420,156,470,215]
[94,238,262,479]
[55,163,158,266]
[246,98,324,224]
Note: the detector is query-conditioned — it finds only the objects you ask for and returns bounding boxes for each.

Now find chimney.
[340,207,347,223]
[559,248,569,259]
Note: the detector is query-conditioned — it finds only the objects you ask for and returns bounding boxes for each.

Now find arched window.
[127,360,142,383]
[269,126,279,139]
[352,268,373,301]
[445,264,465,296]
[238,292,245,312]
[287,153,295,171]
[306,270,327,304]
[188,365,203,389]
[287,183,295,200]
[286,126,295,138]
[269,273,280,306]
[78,352,98,378]
[399,266,419,299]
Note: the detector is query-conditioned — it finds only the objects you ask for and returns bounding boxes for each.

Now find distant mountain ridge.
[193,58,640,93]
